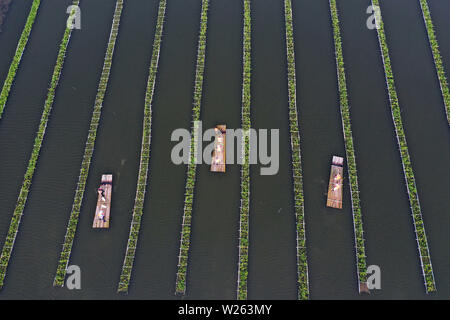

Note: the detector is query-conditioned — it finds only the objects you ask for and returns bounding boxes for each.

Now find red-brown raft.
[210,125,226,173]
[93,174,112,228]
[326,156,343,209]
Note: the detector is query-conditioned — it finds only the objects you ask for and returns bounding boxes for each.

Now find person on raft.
[98,187,106,201]
[98,210,107,222]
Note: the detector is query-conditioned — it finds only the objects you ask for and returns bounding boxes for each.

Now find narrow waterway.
[130,0,202,299]
[63,0,161,299]
[0,0,73,270]
[336,0,425,299]
[186,0,242,300]
[379,0,450,298]
[0,0,32,86]
[246,0,297,299]
[0,0,117,299]
[291,0,357,299]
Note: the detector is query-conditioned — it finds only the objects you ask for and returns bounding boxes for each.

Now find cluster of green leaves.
[419,0,449,125]
[0,0,40,120]
[117,0,166,294]
[175,0,209,295]
[0,0,79,289]
[284,0,309,300]
[237,0,251,301]
[329,0,368,287]
[53,0,124,287]
[372,0,436,293]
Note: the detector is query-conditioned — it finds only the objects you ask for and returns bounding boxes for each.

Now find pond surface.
[0,0,448,299]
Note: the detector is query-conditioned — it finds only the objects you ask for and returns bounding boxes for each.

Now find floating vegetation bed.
[117,0,166,294]
[371,0,436,293]
[53,0,124,287]
[329,0,368,294]
[0,0,41,120]
[236,0,251,301]
[418,0,450,125]
[283,0,309,300]
[0,0,80,289]
[175,0,209,295]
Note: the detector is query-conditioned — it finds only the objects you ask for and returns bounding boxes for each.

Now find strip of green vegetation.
[175,0,209,295]
[0,0,40,120]
[371,0,436,293]
[237,0,251,301]
[117,0,166,294]
[418,0,450,125]
[283,0,309,300]
[329,0,368,291]
[53,0,124,287]
[0,0,79,289]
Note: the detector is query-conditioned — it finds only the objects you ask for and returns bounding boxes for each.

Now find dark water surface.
[0,0,448,299]
[0,0,32,87]
[0,0,117,299]
[130,0,201,299]
[248,0,297,300]
[337,0,425,299]
[186,0,242,300]
[0,0,73,290]
[65,0,161,299]
[380,0,450,298]
[292,0,358,299]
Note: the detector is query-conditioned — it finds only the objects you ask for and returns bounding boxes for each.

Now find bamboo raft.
[326,156,343,209]
[93,174,113,228]
[211,125,226,172]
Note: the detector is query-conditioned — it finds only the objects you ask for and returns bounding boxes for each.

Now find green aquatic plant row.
[0,0,41,120]
[283,0,309,300]
[117,0,166,294]
[237,0,251,301]
[0,0,80,289]
[54,0,124,287]
[418,0,450,125]
[329,0,368,292]
[175,0,209,295]
[371,0,436,293]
